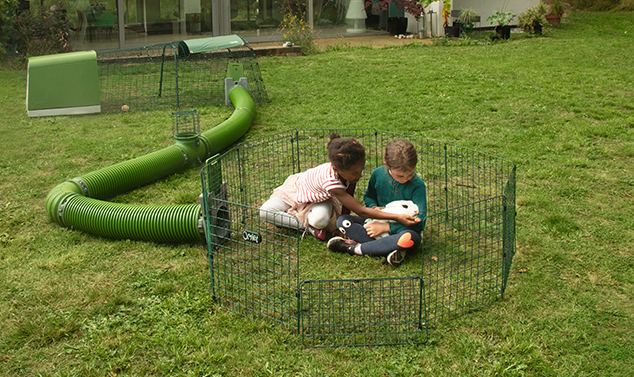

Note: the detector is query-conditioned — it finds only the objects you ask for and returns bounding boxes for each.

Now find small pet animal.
[364,200,419,239]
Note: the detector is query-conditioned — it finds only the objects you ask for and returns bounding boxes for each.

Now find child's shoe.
[307,226,327,241]
[387,250,406,267]
[327,236,359,255]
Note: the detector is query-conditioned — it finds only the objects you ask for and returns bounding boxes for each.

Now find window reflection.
[31,0,390,52]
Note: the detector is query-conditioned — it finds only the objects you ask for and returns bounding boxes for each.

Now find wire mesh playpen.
[200,129,516,347]
[96,35,268,113]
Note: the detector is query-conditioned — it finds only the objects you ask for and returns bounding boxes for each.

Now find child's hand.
[364,221,390,238]
[396,214,421,227]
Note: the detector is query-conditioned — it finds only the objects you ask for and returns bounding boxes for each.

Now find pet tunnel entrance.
[200,129,516,347]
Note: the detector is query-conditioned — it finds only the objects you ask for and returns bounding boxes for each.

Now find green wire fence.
[200,129,516,347]
[96,35,268,113]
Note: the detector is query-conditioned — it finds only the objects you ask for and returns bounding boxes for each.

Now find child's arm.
[340,182,356,215]
[363,172,379,209]
[330,188,421,227]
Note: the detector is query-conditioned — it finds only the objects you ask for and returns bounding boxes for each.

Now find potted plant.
[365,0,423,35]
[486,10,516,40]
[416,0,456,37]
[545,0,566,26]
[457,8,480,35]
[518,3,548,35]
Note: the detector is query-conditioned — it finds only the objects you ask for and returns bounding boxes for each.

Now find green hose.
[45,86,255,243]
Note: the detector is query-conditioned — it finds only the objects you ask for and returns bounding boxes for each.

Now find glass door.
[121,0,213,48]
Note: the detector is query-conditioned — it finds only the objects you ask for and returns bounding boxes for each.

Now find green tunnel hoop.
[45,86,255,243]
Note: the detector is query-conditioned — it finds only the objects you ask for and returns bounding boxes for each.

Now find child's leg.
[306,201,332,229]
[358,230,421,257]
[336,215,375,243]
[259,197,301,229]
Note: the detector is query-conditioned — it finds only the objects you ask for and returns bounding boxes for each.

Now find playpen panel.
[200,129,516,346]
[299,276,426,347]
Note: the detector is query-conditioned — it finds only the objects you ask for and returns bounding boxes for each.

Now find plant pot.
[545,14,561,26]
[495,25,512,39]
[533,21,543,35]
[444,25,460,38]
[388,17,408,35]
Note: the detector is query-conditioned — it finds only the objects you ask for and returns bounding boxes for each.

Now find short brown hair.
[384,139,417,171]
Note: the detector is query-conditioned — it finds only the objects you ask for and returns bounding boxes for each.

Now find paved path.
[250,34,432,51]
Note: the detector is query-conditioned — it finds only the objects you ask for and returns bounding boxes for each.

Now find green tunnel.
[45,86,255,243]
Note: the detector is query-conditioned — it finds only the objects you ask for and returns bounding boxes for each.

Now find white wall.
[413,1,444,36]
[405,1,442,36]
[453,0,540,27]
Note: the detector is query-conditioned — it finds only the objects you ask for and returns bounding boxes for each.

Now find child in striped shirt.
[259,133,420,241]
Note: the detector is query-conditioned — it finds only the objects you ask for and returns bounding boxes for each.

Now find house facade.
[452,0,539,27]
[34,0,537,51]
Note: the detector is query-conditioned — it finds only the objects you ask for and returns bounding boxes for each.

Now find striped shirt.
[295,163,348,203]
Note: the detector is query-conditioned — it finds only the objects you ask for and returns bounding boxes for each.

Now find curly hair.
[327,132,366,171]
[384,139,417,172]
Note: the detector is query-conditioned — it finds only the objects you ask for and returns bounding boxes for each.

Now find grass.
[1,11,633,376]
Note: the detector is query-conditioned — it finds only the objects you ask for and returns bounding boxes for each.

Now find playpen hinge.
[198,217,205,234]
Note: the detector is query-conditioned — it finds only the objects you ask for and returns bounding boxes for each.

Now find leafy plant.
[549,0,567,16]
[486,10,517,27]
[458,8,480,24]
[14,4,72,61]
[0,0,19,58]
[519,4,549,34]
[278,12,317,55]
[457,8,480,34]
[432,34,492,46]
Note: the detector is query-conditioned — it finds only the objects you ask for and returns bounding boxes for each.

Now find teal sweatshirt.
[363,166,427,235]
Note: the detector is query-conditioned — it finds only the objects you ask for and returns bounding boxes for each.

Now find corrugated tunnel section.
[45,86,255,243]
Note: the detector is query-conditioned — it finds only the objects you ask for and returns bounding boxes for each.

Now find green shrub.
[14,4,72,61]
[519,4,550,34]
[0,0,19,58]
[278,12,317,55]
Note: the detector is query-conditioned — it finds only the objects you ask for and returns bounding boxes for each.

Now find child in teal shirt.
[327,139,427,267]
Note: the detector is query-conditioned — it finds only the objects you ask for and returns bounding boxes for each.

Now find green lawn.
[1,11,633,376]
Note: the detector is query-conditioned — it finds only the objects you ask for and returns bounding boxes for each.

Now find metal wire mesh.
[96,37,268,113]
[421,143,516,327]
[300,277,426,347]
[172,109,200,137]
[200,140,301,329]
[200,129,516,347]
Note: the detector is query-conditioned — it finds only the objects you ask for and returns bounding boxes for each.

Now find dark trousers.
[336,215,421,257]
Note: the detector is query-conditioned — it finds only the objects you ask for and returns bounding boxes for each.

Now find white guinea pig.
[364,200,419,239]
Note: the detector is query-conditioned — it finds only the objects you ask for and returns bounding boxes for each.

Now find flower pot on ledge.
[387,17,408,35]
[545,14,561,26]
[444,25,460,38]
[495,25,512,39]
